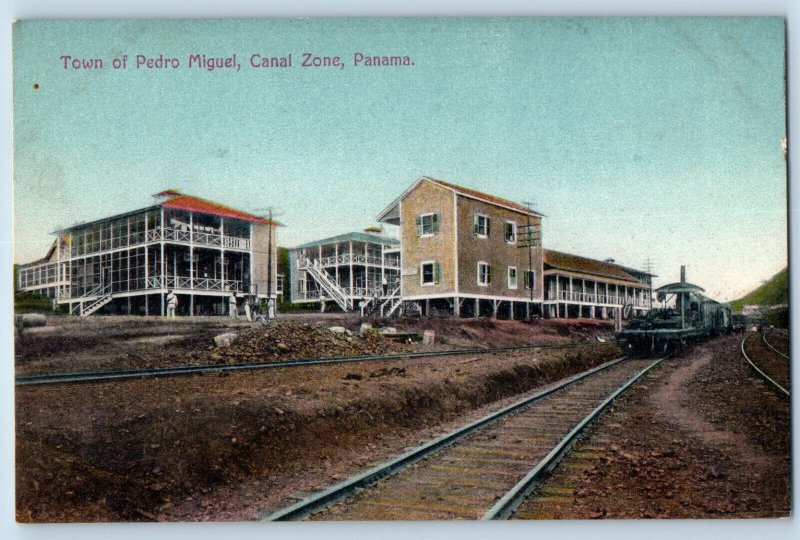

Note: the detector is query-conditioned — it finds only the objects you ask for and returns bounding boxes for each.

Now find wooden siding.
[252,223,278,296]
[400,181,457,297]
[456,196,543,300]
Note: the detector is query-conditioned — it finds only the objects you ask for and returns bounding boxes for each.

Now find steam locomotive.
[618,271,732,356]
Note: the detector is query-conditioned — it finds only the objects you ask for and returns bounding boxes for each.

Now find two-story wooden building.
[16,189,281,316]
[377,177,544,319]
[287,230,401,314]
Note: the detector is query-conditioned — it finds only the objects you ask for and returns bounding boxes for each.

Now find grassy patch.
[730,268,788,313]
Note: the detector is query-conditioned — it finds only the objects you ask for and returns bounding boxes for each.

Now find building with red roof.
[17,190,281,316]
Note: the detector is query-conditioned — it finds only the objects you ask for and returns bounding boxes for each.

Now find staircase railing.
[79,284,113,316]
[379,284,402,317]
[302,259,351,311]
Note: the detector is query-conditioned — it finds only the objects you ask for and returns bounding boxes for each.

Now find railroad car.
[618,277,732,355]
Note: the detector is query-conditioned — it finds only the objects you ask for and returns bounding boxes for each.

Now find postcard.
[11,17,789,524]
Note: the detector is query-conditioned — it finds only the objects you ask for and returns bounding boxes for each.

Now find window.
[477,262,491,286]
[524,270,536,290]
[505,221,516,243]
[473,214,490,237]
[421,261,441,285]
[508,266,518,289]
[416,213,440,236]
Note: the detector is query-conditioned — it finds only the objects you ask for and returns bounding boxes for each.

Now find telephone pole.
[518,201,539,308]
[253,206,282,323]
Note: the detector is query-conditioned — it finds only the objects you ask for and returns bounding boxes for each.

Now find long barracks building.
[290,176,653,320]
[16,190,281,316]
[18,179,653,320]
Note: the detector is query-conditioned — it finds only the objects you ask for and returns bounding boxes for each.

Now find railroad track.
[263,355,665,521]
[15,343,577,386]
[762,328,790,360]
[741,332,790,397]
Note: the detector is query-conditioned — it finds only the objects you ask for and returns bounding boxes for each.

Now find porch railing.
[545,290,651,308]
[145,276,243,292]
[310,253,401,268]
[142,227,250,250]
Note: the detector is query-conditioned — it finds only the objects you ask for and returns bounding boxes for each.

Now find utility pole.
[253,206,282,324]
[518,201,539,314]
[643,257,653,276]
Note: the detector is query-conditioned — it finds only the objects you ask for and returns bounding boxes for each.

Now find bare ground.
[514,334,791,519]
[15,316,619,522]
[14,315,606,376]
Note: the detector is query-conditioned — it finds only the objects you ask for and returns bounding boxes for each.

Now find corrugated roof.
[159,191,281,226]
[656,282,705,294]
[291,231,400,250]
[544,250,642,283]
[425,177,543,217]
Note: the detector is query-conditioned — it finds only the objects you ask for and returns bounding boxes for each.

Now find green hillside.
[729,267,788,313]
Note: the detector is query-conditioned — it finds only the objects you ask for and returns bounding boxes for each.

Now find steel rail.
[262,355,629,522]
[741,333,790,398]
[483,355,666,520]
[16,343,578,387]
[762,329,790,360]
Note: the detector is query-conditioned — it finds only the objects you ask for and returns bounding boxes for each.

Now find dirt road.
[515,334,790,519]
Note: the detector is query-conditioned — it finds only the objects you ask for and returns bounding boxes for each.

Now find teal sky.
[12,17,787,300]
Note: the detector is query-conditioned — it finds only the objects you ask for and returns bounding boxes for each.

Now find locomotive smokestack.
[680,265,686,283]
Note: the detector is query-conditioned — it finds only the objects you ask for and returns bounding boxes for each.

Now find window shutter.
[435,263,441,283]
[433,213,440,233]
[486,218,490,237]
[487,265,492,284]
[473,214,479,234]
[416,215,422,236]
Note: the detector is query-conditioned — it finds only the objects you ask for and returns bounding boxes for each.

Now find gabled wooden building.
[16,190,281,316]
[377,176,544,318]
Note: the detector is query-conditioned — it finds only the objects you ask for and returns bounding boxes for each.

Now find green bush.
[763,306,789,329]
[14,291,57,313]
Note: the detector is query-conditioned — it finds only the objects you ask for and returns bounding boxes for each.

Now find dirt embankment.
[15,316,611,376]
[16,339,621,522]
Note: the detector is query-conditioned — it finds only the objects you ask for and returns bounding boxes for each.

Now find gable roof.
[55,190,282,234]
[544,250,643,284]
[426,177,543,217]
[157,190,281,226]
[377,176,543,223]
[17,240,57,268]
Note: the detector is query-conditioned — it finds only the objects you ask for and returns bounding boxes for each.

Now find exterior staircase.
[302,259,352,311]
[77,284,114,316]
[379,285,402,317]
